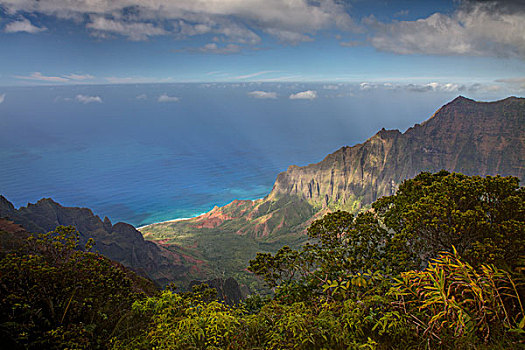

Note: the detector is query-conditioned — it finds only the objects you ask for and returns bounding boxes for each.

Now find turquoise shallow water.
[0,83,474,226]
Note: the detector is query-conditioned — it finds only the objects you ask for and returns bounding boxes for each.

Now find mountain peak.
[450,95,475,104]
[375,128,401,138]
[0,196,15,213]
[34,198,61,206]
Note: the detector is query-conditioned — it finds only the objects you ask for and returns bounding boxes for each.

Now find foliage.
[115,286,415,349]
[373,171,525,272]
[390,248,524,347]
[114,285,244,350]
[248,210,389,299]
[0,226,157,349]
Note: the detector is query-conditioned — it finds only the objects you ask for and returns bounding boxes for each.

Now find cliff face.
[0,197,193,286]
[268,96,524,210]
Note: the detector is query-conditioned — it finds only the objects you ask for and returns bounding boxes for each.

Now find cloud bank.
[368,1,525,59]
[0,93,5,104]
[353,81,517,94]
[0,0,353,43]
[1,0,523,61]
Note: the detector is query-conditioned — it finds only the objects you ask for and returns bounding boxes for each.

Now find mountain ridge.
[0,196,199,286]
[266,95,524,209]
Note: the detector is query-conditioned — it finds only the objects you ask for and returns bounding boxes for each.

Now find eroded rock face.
[0,197,191,286]
[269,96,525,210]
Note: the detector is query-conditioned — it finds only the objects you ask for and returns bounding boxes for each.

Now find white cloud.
[136,94,148,100]
[264,28,313,44]
[14,72,95,83]
[63,73,94,80]
[175,19,261,45]
[257,75,303,82]
[235,71,277,80]
[197,43,241,54]
[105,76,173,84]
[355,81,481,93]
[0,93,5,104]
[481,85,504,92]
[359,82,372,90]
[0,0,354,43]
[322,84,339,90]
[4,18,46,33]
[15,72,69,82]
[87,16,167,41]
[289,90,317,100]
[368,3,525,59]
[406,82,465,93]
[247,91,277,99]
[76,94,102,104]
[158,93,179,102]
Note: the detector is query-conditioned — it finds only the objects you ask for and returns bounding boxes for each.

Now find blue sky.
[0,0,524,93]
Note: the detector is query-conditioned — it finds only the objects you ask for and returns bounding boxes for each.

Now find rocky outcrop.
[0,197,194,286]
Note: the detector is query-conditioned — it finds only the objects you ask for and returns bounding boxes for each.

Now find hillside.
[141,96,525,287]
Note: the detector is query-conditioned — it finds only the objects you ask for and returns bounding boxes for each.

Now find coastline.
[136,196,265,230]
[136,213,205,230]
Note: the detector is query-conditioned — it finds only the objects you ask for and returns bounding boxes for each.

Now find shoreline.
[136,213,205,230]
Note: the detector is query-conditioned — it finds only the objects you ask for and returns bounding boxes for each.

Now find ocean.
[0,82,496,226]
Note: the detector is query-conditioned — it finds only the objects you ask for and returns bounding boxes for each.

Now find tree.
[248,211,389,300]
[373,171,525,272]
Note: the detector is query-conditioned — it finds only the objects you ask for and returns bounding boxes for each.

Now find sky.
[0,0,524,92]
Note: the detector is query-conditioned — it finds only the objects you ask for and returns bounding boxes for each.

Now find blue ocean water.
[0,83,496,226]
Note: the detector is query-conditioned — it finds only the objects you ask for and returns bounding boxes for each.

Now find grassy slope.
[140,195,323,292]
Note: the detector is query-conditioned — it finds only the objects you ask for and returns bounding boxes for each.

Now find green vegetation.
[1,171,523,349]
[0,226,157,349]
